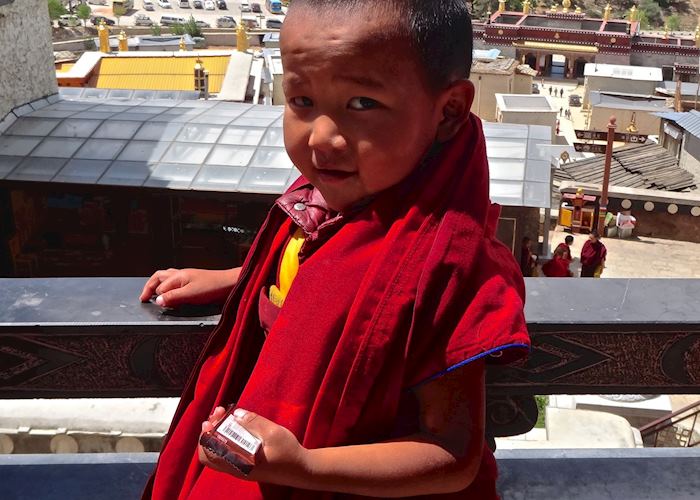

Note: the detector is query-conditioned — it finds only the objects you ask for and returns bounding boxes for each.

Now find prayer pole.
[598,116,616,235]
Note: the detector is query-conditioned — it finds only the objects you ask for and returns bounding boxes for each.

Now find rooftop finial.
[629,5,638,23]
[550,2,559,14]
[236,20,249,52]
[498,0,506,13]
[694,23,700,47]
[118,30,128,52]
[179,36,186,51]
[523,0,531,15]
[603,3,612,21]
[562,0,571,13]
[98,20,110,54]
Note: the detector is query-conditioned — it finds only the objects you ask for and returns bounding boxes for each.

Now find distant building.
[588,91,670,136]
[495,94,558,140]
[470,58,535,121]
[657,110,700,186]
[475,4,700,79]
[583,63,663,109]
[0,0,57,121]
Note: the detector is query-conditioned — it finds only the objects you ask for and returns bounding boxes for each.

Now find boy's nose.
[308,115,348,153]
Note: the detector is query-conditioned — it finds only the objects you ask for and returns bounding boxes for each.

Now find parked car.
[58,14,79,27]
[204,0,215,10]
[134,14,154,26]
[143,0,155,11]
[86,0,107,5]
[216,15,236,28]
[179,0,191,7]
[531,83,540,94]
[193,0,203,7]
[160,15,186,25]
[90,15,116,26]
[158,0,172,8]
[568,94,582,107]
[217,0,227,9]
[195,20,211,28]
[239,1,251,12]
[266,17,282,29]
[251,2,262,13]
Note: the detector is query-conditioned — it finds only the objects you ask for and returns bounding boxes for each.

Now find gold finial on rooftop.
[626,112,638,134]
[562,0,571,13]
[575,6,582,14]
[498,0,506,13]
[664,23,669,39]
[629,5,638,22]
[179,36,186,51]
[98,20,110,54]
[694,23,700,47]
[550,3,559,14]
[236,20,249,52]
[603,3,612,21]
[523,0,531,15]
[118,30,128,52]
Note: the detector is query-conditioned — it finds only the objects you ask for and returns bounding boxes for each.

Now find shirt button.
[293,202,307,211]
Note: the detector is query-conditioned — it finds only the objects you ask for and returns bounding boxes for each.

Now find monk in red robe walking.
[580,230,607,278]
[139,2,530,498]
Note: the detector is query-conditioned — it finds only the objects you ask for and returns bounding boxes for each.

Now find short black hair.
[286,0,473,90]
[565,235,574,244]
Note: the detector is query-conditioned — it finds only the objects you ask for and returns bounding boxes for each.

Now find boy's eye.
[290,96,313,108]
[348,97,380,111]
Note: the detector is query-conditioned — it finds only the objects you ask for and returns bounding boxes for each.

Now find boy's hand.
[198,407,308,485]
[139,267,241,308]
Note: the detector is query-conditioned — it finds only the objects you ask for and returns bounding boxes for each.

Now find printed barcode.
[216,415,261,455]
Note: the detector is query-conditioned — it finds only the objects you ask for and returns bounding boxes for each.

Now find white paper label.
[216,415,261,455]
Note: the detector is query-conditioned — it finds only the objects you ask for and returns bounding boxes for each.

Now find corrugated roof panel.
[674,110,700,139]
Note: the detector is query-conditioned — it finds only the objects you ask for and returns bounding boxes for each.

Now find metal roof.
[0,96,552,208]
[589,91,670,111]
[554,143,696,196]
[584,63,663,82]
[496,94,557,112]
[672,110,700,139]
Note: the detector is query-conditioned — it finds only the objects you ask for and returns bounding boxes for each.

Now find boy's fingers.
[154,275,183,296]
[139,270,170,301]
[209,406,226,423]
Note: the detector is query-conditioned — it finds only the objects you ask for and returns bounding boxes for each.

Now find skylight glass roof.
[0,98,552,207]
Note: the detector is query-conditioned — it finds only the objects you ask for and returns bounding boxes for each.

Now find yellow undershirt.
[268,227,305,307]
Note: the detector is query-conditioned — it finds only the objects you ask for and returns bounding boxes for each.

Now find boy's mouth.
[315,168,355,183]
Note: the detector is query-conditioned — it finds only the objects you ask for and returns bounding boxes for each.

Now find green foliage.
[666,14,681,32]
[184,15,203,37]
[170,23,186,36]
[47,0,67,20]
[76,3,91,26]
[535,395,549,428]
[113,4,127,25]
[639,0,662,28]
[151,23,162,36]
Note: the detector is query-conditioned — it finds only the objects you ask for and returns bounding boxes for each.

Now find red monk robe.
[144,115,530,500]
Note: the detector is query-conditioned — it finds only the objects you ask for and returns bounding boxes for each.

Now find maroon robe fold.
[144,114,530,500]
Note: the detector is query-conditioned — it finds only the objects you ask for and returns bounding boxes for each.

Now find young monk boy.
[140,1,530,498]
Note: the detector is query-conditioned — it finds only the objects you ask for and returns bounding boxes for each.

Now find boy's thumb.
[157,288,186,308]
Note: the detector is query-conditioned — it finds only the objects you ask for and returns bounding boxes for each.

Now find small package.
[199,407,262,475]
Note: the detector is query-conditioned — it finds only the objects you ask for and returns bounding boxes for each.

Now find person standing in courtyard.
[555,235,574,261]
[580,230,607,277]
[559,87,564,98]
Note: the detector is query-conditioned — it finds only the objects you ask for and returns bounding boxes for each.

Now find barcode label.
[216,415,261,455]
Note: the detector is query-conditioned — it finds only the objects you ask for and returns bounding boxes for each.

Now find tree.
[666,14,681,32]
[76,3,91,27]
[639,0,663,28]
[184,16,202,37]
[113,4,127,26]
[151,23,162,36]
[47,0,67,21]
[170,23,186,36]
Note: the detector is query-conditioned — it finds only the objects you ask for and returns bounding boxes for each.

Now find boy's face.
[280,7,448,211]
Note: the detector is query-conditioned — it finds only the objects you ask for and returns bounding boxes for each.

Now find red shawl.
[580,240,607,267]
[145,115,529,500]
[542,256,571,278]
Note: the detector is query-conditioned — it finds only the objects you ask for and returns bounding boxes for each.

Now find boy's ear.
[436,80,475,143]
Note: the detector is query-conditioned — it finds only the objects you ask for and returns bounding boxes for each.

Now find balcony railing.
[1,277,700,499]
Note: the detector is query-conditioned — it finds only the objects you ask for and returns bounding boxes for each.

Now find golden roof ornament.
[118,30,128,52]
[236,20,249,52]
[550,3,559,14]
[626,112,638,134]
[575,6,582,14]
[98,20,110,54]
[498,0,506,13]
[562,0,571,14]
[663,23,669,39]
[694,24,700,47]
[523,0,531,15]
[603,3,612,21]
[629,5,638,23]
[179,36,186,51]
